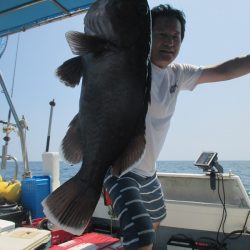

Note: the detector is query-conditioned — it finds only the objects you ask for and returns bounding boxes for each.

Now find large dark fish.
[42,0,151,235]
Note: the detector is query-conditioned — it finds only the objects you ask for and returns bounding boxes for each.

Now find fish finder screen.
[195,152,217,167]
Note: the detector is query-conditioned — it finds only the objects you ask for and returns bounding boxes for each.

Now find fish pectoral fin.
[112,134,146,176]
[56,56,83,87]
[66,31,112,55]
[61,113,83,164]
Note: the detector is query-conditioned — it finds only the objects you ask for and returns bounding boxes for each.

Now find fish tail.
[42,173,102,235]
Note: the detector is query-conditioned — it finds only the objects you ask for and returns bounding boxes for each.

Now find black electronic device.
[194,151,223,173]
[194,152,218,171]
[167,236,222,249]
[194,151,224,191]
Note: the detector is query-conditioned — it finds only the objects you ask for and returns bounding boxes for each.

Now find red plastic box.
[49,232,124,249]
[51,229,75,246]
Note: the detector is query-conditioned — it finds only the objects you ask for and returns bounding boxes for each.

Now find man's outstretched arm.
[197,54,250,84]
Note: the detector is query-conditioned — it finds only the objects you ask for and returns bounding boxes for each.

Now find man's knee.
[153,222,160,231]
[138,243,153,250]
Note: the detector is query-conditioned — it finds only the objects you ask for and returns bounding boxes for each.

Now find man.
[104,4,250,250]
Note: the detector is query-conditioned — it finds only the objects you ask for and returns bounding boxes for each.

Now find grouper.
[42,0,152,235]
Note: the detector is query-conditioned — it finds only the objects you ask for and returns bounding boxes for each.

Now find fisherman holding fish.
[104,4,250,250]
[43,2,250,250]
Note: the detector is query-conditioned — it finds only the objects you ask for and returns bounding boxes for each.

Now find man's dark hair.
[151,4,186,41]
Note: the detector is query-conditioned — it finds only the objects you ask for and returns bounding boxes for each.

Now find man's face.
[151,16,182,68]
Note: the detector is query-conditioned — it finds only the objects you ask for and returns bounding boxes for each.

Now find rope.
[7,33,20,124]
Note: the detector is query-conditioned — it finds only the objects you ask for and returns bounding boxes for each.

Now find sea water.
[1,161,250,194]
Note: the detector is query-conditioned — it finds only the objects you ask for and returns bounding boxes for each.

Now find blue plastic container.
[21,175,51,219]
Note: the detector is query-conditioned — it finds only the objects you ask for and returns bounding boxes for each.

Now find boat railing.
[166,198,250,209]
[158,172,250,209]
[0,72,31,178]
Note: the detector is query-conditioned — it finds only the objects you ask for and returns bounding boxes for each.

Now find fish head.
[84,0,150,47]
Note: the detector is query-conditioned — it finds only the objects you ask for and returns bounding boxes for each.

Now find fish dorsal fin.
[66,31,113,55]
[61,113,83,164]
[112,134,146,176]
[56,56,83,87]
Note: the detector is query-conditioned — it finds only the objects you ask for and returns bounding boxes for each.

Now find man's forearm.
[197,54,250,84]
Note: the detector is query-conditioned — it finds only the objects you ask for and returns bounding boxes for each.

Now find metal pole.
[1,34,18,170]
[0,72,30,177]
[46,99,56,152]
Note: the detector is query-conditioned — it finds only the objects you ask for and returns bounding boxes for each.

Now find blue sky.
[0,0,249,162]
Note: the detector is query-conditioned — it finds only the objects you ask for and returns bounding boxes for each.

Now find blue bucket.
[21,175,51,219]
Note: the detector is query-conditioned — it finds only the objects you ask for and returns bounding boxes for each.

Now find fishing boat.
[0,1,250,249]
[93,160,250,249]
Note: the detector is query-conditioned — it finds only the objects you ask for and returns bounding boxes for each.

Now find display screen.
[195,152,217,167]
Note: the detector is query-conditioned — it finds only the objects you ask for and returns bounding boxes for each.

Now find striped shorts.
[103,170,166,249]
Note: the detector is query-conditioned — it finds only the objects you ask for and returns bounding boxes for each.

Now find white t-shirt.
[130,63,203,176]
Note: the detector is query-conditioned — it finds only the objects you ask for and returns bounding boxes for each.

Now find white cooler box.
[0,227,51,250]
[0,219,15,233]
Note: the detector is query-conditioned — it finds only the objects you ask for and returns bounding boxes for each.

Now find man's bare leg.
[138,243,153,250]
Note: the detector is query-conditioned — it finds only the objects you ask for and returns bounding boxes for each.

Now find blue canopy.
[0,0,96,37]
